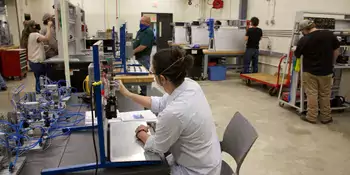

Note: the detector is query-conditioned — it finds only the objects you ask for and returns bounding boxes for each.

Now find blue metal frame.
[112,26,116,59]
[41,42,161,175]
[114,23,149,75]
[207,18,215,50]
[42,161,162,175]
[120,24,127,73]
[92,44,107,164]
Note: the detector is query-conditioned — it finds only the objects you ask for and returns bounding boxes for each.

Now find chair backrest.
[221,112,258,174]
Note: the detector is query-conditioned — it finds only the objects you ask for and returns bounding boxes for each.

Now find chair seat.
[221,160,235,175]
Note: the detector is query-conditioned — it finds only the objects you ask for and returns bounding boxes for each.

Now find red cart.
[240,54,292,96]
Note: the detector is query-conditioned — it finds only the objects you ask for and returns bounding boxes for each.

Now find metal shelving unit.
[55,0,86,57]
[278,11,350,114]
[0,0,11,46]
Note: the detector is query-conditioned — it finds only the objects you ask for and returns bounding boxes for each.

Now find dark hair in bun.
[152,47,194,86]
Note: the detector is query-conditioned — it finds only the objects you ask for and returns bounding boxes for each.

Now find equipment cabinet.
[0,49,27,80]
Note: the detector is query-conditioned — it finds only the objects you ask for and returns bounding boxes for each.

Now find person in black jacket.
[294,19,340,124]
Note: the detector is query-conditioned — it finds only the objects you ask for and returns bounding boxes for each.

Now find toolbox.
[0,49,28,80]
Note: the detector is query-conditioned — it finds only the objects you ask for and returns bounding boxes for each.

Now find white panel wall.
[247,0,350,74]
[69,0,117,37]
[119,0,184,36]
[182,0,240,21]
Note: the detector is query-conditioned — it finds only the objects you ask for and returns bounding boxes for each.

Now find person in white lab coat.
[118,47,222,175]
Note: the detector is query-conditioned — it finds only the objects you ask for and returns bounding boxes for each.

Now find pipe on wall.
[239,0,248,20]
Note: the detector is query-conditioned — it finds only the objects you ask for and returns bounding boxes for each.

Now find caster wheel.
[296,109,306,115]
[245,79,251,86]
[23,73,27,78]
[268,87,278,96]
[262,84,268,89]
[279,102,284,107]
[338,109,345,113]
[201,77,206,81]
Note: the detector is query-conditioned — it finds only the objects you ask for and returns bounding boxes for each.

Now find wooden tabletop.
[113,74,154,83]
[113,67,154,83]
[203,49,245,55]
[168,42,209,49]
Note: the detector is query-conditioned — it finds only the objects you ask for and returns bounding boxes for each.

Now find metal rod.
[60,0,72,87]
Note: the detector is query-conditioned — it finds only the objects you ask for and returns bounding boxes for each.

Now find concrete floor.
[1,72,350,175]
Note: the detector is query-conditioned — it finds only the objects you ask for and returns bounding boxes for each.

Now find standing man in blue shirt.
[243,17,263,73]
[133,16,155,96]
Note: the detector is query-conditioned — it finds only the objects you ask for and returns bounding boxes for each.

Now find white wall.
[182,0,240,21]
[119,0,184,36]
[9,0,241,40]
[69,0,117,37]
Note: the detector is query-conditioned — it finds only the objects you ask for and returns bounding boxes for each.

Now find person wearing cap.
[41,13,58,59]
[294,20,340,124]
[133,16,155,96]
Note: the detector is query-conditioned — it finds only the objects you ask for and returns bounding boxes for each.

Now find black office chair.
[220,112,258,175]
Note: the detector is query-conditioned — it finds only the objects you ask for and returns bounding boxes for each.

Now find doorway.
[141,12,173,51]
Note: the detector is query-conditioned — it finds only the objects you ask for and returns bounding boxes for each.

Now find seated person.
[118,47,222,174]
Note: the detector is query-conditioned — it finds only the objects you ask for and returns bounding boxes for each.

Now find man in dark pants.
[294,19,340,124]
[243,17,262,73]
[133,16,155,96]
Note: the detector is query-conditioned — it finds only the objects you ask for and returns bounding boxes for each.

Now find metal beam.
[239,0,248,20]
[60,0,71,87]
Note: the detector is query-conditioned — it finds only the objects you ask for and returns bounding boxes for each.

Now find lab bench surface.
[19,95,169,175]
[113,63,154,96]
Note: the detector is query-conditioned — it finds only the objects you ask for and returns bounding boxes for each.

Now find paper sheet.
[119,110,157,122]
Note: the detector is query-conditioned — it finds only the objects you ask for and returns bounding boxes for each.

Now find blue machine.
[207,18,215,50]
[41,43,160,175]
[114,24,149,75]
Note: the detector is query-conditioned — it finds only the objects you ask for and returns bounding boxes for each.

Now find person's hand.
[135,125,149,133]
[117,80,130,97]
[48,21,53,27]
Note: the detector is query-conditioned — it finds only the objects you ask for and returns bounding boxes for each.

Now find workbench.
[113,64,154,97]
[19,95,169,175]
[168,43,209,80]
[203,49,245,79]
[44,53,112,92]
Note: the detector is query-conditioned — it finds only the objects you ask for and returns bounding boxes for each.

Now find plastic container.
[208,66,226,81]
[208,62,217,67]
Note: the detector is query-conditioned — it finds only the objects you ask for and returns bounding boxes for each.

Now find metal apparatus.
[54,0,87,57]
[115,24,149,75]
[41,42,162,175]
[172,22,190,45]
[278,11,350,114]
[0,76,79,174]
[191,21,210,46]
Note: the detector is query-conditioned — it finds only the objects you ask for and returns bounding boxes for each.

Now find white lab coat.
[145,78,222,175]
